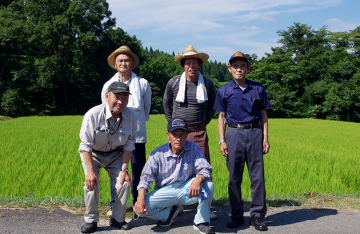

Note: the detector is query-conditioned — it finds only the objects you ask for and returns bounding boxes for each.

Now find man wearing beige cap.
[163,45,216,219]
[79,81,137,233]
[101,46,151,214]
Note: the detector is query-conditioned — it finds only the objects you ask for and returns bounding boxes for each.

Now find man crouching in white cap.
[134,117,215,234]
[79,81,137,233]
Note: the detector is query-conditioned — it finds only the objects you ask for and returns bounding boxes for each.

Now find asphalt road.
[0,205,359,233]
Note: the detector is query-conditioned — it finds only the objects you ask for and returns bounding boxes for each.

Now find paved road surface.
[0,205,359,233]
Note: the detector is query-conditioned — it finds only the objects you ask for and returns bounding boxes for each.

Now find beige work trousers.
[80,150,130,223]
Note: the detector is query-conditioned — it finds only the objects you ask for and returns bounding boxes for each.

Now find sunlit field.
[1,116,359,204]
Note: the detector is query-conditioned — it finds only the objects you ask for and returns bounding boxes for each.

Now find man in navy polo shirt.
[213,52,271,231]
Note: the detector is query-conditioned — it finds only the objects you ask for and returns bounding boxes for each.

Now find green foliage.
[1,116,360,201]
[0,0,140,117]
[138,53,183,114]
[248,22,360,122]
[1,5,360,124]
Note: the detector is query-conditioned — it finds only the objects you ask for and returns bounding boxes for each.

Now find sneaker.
[80,222,97,233]
[157,205,181,227]
[109,217,131,230]
[107,207,113,216]
[209,211,217,220]
[249,216,268,231]
[193,222,214,234]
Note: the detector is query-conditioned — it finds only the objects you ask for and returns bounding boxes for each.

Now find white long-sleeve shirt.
[101,72,151,143]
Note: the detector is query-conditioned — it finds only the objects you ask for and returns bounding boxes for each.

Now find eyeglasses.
[116,59,131,63]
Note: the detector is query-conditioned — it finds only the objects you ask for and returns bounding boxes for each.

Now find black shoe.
[109,217,131,230]
[250,216,268,231]
[157,205,181,227]
[193,222,214,234]
[81,222,97,233]
[227,217,244,228]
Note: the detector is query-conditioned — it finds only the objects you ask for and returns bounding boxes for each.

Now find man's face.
[228,59,250,81]
[167,129,188,152]
[105,92,129,115]
[114,54,133,73]
[183,58,200,80]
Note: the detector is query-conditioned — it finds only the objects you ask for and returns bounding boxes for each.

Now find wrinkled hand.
[220,142,228,157]
[263,139,270,154]
[119,171,132,186]
[188,177,202,197]
[134,199,148,214]
[85,171,99,190]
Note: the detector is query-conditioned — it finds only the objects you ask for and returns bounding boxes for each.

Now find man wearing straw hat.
[163,45,216,164]
[163,45,216,219]
[79,82,136,233]
[101,46,152,215]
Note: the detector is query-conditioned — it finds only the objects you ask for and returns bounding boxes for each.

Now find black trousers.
[226,127,266,219]
[110,143,146,206]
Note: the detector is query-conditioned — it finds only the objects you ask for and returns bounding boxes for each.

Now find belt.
[228,123,260,130]
[92,145,124,154]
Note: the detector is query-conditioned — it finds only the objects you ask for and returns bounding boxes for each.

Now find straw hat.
[107,46,139,70]
[174,45,209,66]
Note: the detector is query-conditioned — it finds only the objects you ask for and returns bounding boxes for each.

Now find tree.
[138,53,182,114]
[0,0,136,117]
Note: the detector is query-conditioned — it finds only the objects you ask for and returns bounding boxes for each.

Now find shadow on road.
[264,208,338,227]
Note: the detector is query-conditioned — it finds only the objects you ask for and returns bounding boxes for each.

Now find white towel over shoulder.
[108,72,141,110]
[175,71,208,103]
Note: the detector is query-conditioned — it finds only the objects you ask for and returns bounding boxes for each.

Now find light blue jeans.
[138,178,214,225]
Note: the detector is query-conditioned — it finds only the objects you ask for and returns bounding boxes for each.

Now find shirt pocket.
[250,98,261,114]
[113,127,133,145]
[94,130,110,146]
[181,157,193,179]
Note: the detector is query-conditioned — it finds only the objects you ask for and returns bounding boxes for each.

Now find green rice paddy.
[1,116,359,204]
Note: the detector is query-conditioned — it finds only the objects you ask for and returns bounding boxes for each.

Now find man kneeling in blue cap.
[134,117,215,234]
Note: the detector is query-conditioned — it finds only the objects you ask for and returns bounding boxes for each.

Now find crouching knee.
[201,180,214,195]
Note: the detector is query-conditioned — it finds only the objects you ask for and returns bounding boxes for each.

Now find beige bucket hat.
[107,46,139,70]
[174,45,209,66]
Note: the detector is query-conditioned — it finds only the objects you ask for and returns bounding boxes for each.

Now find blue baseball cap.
[229,51,249,64]
[167,117,188,132]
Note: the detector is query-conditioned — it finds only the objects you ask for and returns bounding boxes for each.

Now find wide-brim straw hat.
[107,46,139,70]
[174,45,209,66]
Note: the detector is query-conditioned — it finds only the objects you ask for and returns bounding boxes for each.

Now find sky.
[107,0,360,64]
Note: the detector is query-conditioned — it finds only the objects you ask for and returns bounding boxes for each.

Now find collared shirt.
[101,72,151,143]
[79,102,137,152]
[137,141,212,192]
[214,79,271,124]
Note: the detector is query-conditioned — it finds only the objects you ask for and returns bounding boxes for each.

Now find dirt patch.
[0,116,12,121]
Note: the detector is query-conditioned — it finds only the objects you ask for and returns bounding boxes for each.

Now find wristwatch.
[219,140,226,144]
[121,168,129,172]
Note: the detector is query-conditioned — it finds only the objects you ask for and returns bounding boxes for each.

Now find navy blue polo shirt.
[214,79,271,124]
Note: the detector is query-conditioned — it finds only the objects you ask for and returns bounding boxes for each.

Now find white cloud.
[106,0,351,63]
[324,18,360,32]
[325,18,343,24]
[108,0,342,33]
[241,26,260,31]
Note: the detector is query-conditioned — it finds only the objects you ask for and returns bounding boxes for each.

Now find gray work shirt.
[163,74,216,125]
[79,102,137,153]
